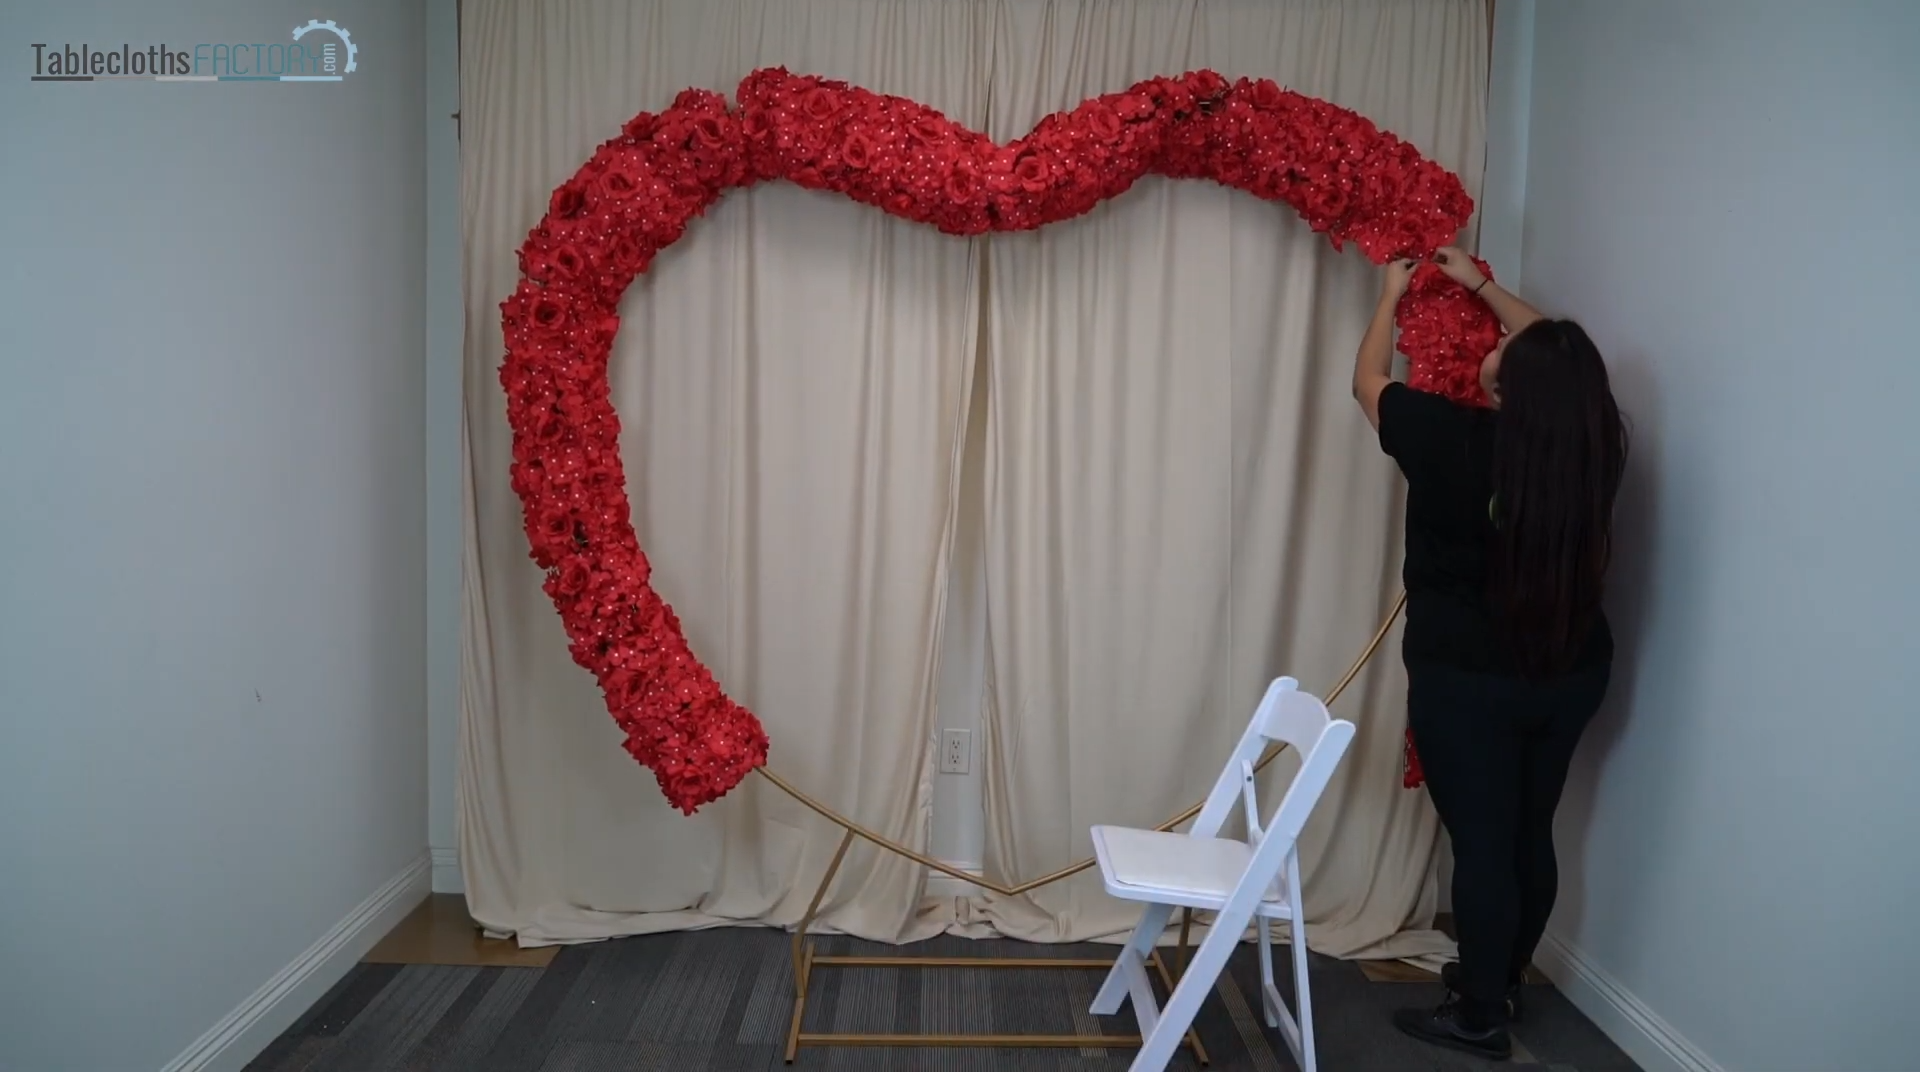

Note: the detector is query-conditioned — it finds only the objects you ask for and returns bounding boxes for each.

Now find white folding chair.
[1089,677,1356,1072]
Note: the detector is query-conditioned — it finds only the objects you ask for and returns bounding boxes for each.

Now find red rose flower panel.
[503,69,1497,811]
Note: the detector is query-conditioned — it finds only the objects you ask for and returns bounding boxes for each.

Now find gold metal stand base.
[762,594,1406,1063]
[781,829,1210,1063]
[786,942,1207,1064]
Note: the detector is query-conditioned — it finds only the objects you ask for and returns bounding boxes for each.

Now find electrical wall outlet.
[939,729,971,774]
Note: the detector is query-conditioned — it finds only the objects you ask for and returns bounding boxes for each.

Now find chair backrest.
[1188,678,1356,848]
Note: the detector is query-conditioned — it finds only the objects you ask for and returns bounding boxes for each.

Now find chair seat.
[1090,825,1292,918]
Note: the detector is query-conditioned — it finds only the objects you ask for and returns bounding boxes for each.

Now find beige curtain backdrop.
[460,0,992,944]
[958,0,1485,961]
[459,0,1486,955]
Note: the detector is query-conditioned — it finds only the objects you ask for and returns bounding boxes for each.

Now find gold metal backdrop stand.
[755,592,1407,1063]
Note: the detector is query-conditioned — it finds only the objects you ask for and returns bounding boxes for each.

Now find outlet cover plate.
[939,729,971,774]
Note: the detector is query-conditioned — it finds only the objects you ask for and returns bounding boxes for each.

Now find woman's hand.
[1431,246,1488,291]
[1432,246,1544,331]
[1381,258,1419,303]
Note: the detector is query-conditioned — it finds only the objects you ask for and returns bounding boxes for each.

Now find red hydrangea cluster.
[502,68,1497,812]
[1397,255,1502,407]
[733,67,1475,258]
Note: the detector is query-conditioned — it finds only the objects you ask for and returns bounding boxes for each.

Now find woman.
[1352,250,1629,1061]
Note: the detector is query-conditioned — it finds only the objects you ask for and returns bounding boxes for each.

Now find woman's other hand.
[1431,246,1488,291]
[1433,246,1544,332]
[1382,258,1419,302]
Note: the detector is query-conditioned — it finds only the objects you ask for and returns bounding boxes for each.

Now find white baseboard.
[923,860,985,898]
[1531,931,1724,1072]
[431,845,464,893]
[161,853,431,1072]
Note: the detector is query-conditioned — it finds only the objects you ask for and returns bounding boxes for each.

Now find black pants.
[1406,659,1610,1018]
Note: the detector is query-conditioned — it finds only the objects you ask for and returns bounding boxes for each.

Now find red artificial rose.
[508,458,544,499]
[1361,167,1403,207]
[536,505,574,543]
[622,111,657,141]
[601,668,646,710]
[527,294,571,335]
[802,86,841,122]
[549,182,588,219]
[552,389,587,424]
[884,191,918,218]
[671,88,726,115]
[1088,104,1122,141]
[530,410,565,444]
[580,313,621,355]
[795,127,829,165]
[944,161,981,205]
[1250,79,1286,111]
[742,110,773,142]
[692,115,729,149]
[546,243,587,281]
[910,115,947,143]
[1014,153,1050,193]
[1031,124,1073,156]
[660,118,701,151]
[604,233,651,279]
[516,248,553,283]
[1013,151,1059,193]
[667,172,709,201]
[1214,155,1249,187]
[554,558,594,596]
[841,131,873,169]
[1305,183,1352,223]
[582,466,619,499]
[1186,69,1227,99]
[1115,93,1154,121]
[597,169,638,201]
[1220,97,1255,127]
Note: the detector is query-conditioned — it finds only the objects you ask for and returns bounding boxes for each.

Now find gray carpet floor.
[246,931,1640,1071]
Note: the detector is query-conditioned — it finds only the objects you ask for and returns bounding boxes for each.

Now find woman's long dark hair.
[1489,319,1629,678]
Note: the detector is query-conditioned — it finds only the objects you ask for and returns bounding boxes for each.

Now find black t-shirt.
[1377,382,1611,675]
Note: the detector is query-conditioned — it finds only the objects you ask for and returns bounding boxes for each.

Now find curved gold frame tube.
[766,592,1406,1062]
[754,590,1403,898]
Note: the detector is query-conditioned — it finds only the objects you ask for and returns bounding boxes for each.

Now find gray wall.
[1517,2,1918,1069]
[0,1,430,1068]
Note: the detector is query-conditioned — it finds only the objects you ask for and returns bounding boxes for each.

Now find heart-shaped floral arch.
[501,68,1500,814]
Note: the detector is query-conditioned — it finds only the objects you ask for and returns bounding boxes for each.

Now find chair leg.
[1291,921,1317,1072]
[1257,918,1278,1027]
[1093,902,1174,1016]
[1131,905,1252,1072]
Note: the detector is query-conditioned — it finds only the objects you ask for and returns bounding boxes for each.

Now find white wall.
[0,1,431,1068]
[1510,3,1920,1070]
[424,0,464,893]
[1477,0,1532,280]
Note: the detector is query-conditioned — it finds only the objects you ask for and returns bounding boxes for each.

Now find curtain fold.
[458,0,990,944]
[458,0,1487,958]
[960,0,1486,959]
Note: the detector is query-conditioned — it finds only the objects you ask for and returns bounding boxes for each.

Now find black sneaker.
[1441,960,1524,1022]
[1393,996,1513,1062]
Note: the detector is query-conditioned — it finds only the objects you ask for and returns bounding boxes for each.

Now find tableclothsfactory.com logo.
[30,20,356,83]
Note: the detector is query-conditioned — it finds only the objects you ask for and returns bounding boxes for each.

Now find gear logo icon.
[292,19,357,77]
